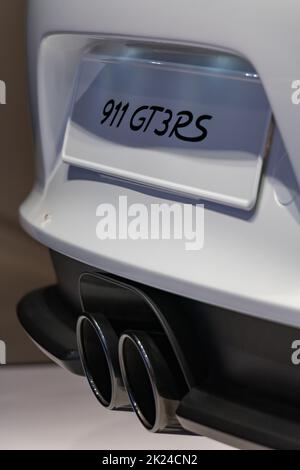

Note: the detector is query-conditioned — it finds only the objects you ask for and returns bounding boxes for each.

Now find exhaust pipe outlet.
[119,331,191,434]
[77,313,131,411]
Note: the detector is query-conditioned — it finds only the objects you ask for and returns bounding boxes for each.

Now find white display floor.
[0,365,233,450]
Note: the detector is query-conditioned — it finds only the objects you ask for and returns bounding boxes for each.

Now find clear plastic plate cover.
[62,42,272,210]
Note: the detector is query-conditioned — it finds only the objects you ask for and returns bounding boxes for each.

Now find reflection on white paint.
[0,80,6,105]
[0,340,6,365]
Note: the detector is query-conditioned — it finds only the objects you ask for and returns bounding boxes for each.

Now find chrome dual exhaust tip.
[76,273,191,433]
[77,316,190,433]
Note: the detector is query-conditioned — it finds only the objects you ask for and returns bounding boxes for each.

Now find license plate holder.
[63,44,272,210]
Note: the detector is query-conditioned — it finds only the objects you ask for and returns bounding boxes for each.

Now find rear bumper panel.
[17,250,300,449]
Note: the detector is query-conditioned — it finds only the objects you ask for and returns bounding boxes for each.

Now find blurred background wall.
[0,0,54,363]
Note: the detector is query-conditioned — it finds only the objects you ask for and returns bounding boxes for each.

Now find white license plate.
[63,44,272,210]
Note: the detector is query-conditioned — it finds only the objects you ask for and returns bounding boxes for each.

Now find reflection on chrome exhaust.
[119,330,192,434]
[77,313,131,411]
